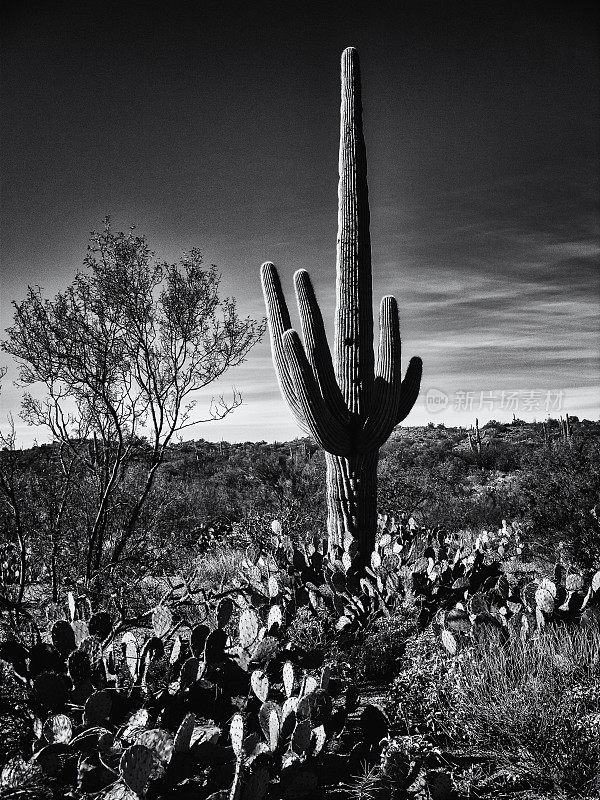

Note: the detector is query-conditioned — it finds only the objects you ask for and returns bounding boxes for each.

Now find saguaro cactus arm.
[358,296,402,450]
[282,329,352,456]
[359,307,422,448]
[294,269,348,424]
[396,356,423,424]
[261,262,309,433]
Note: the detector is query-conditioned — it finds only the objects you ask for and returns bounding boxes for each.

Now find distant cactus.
[468,418,482,456]
[542,420,550,446]
[560,413,572,446]
[261,48,421,567]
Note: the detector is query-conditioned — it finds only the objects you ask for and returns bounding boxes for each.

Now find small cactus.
[51,620,76,656]
[535,587,555,614]
[217,597,235,629]
[84,690,112,725]
[441,628,458,655]
[130,728,174,766]
[121,632,138,679]
[239,608,260,649]
[72,619,89,647]
[283,661,295,698]
[120,744,154,794]
[190,623,210,656]
[43,714,72,744]
[88,611,113,641]
[292,720,312,755]
[174,712,196,753]
[152,605,173,638]
[267,604,282,631]
[180,656,203,688]
[566,573,584,592]
[468,418,482,456]
[204,629,227,663]
[230,713,245,759]
[122,708,150,740]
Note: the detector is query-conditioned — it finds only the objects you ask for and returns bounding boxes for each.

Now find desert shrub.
[378,452,470,526]
[286,604,330,653]
[442,626,600,796]
[506,439,600,569]
[378,450,517,533]
[460,440,523,473]
[0,661,31,766]
[386,627,457,740]
[194,544,246,590]
[343,608,419,682]
[387,622,600,797]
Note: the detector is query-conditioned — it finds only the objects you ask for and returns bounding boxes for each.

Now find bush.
[386,627,457,740]
[443,626,600,796]
[508,440,600,568]
[344,608,418,682]
[194,544,246,590]
[286,604,330,653]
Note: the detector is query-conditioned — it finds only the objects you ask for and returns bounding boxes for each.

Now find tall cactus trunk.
[335,47,374,423]
[261,48,422,570]
[326,451,378,562]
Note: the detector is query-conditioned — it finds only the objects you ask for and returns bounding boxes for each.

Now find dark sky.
[1,0,599,442]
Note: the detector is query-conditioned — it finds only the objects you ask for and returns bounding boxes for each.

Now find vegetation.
[0,222,264,602]
[262,47,421,569]
[1,43,599,800]
[0,418,599,798]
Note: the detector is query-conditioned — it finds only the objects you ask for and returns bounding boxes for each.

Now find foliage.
[1,415,600,798]
[341,608,418,683]
[378,455,470,527]
[0,661,31,766]
[386,628,456,739]
[1,221,264,587]
[286,606,329,655]
[441,626,600,797]
[2,420,598,620]
[506,438,600,568]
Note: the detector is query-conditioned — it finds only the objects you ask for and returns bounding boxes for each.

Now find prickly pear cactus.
[152,605,173,638]
[120,744,154,794]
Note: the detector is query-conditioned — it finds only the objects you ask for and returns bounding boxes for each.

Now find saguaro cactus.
[542,420,549,446]
[560,413,572,447]
[468,418,482,456]
[261,47,422,566]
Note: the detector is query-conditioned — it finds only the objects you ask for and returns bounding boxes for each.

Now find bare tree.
[1,221,265,585]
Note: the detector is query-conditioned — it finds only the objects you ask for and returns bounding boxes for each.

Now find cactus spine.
[261,48,422,566]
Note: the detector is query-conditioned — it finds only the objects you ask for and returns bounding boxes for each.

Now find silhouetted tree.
[1,221,265,585]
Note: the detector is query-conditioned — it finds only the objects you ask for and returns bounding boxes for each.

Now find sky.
[1,0,599,445]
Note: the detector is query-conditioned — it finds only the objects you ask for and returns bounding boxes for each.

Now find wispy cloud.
[2,0,597,446]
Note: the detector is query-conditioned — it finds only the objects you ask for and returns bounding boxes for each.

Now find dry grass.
[193,545,246,591]
[444,625,600,796]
